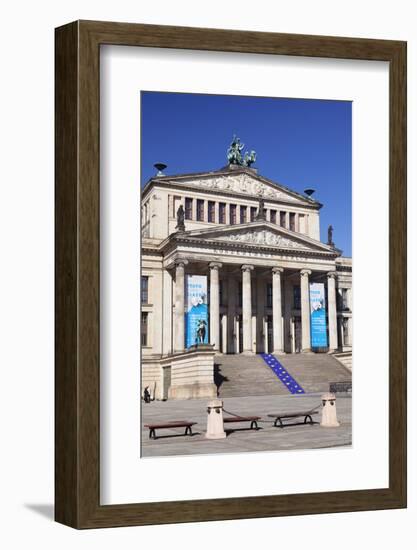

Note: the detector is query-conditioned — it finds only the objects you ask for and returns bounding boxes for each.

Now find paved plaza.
[141,393,352,458]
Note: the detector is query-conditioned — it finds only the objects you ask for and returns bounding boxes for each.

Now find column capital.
[300,269,312,277]
[174,258,189,268]
[327,271,338,280]
[241,264,254,272]
[209,262,223,270]
[272,267,284,275]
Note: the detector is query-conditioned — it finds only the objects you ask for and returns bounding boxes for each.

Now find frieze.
[175,174,301,203]
[214,228,308,249]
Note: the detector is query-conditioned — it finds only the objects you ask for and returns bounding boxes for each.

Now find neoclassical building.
[141,151,352,399]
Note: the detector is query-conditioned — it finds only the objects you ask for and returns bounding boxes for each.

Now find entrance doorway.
[294,317,302,353]
[238,314,243,353]
[267,315,273,354]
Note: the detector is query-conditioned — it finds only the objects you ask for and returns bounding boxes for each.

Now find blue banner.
[185,275,209,348]
[310,282,328,348]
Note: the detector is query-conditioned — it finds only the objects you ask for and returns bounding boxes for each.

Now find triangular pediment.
[177,221,337,254]
[158,168,318,207]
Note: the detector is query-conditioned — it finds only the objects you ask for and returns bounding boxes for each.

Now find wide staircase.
[215,353,351,398]
[333,351,352,371]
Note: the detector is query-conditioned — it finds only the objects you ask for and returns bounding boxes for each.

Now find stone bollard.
[205,399,226,439]
[320,392,340,427]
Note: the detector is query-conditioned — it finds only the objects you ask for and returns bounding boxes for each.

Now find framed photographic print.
[55,20,406,528]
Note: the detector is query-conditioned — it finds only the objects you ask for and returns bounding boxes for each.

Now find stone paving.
[141,393,352,458]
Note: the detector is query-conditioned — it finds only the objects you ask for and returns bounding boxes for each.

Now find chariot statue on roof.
[227,135,245,165]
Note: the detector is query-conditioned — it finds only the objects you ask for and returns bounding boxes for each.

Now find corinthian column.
[272,267,284,354]
[241,265,254,354]
[327,271,338,352]
[300,269,312,352]
[209,262,222,351]
[174,259,188,353]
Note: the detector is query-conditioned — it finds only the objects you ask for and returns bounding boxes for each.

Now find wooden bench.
[267,410,318,428]
[144,420,197,440]
[223,416,261,430]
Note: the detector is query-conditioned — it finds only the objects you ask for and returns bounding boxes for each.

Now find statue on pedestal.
[327,224,334,247]
[255,197,266,221]
[176,204,185,232]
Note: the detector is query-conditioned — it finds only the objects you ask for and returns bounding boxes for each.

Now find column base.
[301,349,313,354]
[272,349,285,356]
[241,350,255,355]
[327,349,337,354]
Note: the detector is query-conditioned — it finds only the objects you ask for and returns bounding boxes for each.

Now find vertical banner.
[309,282,328,348]
[185,275,209,348]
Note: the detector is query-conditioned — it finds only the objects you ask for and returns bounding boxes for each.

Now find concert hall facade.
[140,160,352,400]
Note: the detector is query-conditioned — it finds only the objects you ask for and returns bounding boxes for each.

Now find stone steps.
[214,355,290,397]
[279,354,352,394]
[215,353,352,397]
[333,352,353,372]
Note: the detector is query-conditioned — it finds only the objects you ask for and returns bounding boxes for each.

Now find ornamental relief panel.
[176,174,301,203]
[213,229,309,249]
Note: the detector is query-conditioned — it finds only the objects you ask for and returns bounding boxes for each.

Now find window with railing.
[280,211,286,227]
[240,205,247,223]
[141,276,149,304]
[208,201,215,222]
[219,203,226,224]
[250,207,257,222]
[270,209,277,224]
[185,197,193,220]
[141,312,148,346]
[197,199,204,221]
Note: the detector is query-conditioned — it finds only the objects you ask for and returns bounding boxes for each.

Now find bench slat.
[145,421,196,429]
[267,411,318,419]
[224,416,261,423]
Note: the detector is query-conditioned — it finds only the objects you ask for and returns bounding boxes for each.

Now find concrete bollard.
[320,392,340,427]
[205,399,226,439]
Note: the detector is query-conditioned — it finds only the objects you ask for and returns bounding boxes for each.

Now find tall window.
[240,205,247,223]
[293,286,301,309]
[342,317,349,343]
[219,280,225,307]
[270,209,277,224]
[197,199,204,221]
[338,288,349,311]
[280,211,286,227]
[230,204,237,225]
[250,206,257,222]
[208,201,215,222]
[185,197,193,220]
[219,203,226,224]
[141,276,149,304]
[289,212,296,231]
[266,283,273,308]
[141,312,148,346]
[238,282,242,307]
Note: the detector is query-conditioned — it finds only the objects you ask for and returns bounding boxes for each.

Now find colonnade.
[173,260,340,355]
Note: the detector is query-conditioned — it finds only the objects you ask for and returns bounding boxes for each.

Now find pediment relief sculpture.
[213,229,309,249]
[176,174,302,203]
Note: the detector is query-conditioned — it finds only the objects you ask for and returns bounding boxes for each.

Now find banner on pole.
[185,275,209,348]
[309,282,328,348]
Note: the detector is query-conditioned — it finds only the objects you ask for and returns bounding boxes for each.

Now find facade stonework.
[141,165,352,400]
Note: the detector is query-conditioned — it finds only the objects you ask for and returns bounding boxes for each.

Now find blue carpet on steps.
[261,353,305,395]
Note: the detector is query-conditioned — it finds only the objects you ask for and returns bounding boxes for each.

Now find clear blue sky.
[141,92,352,256]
